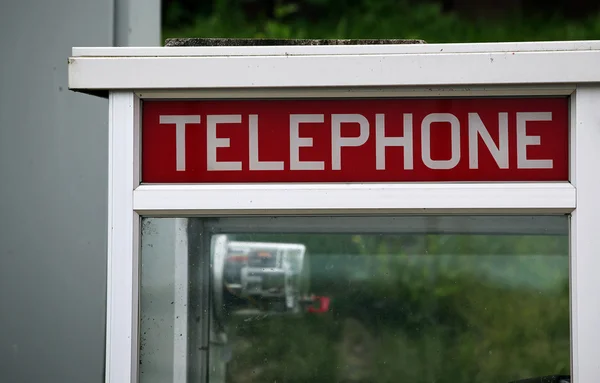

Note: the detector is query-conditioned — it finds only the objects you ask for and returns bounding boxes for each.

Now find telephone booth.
[68,39,600,383]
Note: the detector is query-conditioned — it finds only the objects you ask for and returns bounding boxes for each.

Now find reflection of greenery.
[226,315,338,383]
[226,233,569,382]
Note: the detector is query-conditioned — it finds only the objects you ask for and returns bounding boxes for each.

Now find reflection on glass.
[138,216,570,383]
[210,232,569,383]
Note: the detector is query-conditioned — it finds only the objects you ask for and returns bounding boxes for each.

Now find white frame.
[69,41,600,90]
[71,40,600,57]
[133,183,575,216]
[106,91,140,383]
[70,40,600,383]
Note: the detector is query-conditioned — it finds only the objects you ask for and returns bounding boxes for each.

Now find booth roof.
[164,38,427,47]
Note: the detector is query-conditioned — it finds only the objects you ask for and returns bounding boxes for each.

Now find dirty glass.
[139,215,570,383]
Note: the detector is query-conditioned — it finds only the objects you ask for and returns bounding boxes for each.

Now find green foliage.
[226,314,339,382]
[163,0,600,43]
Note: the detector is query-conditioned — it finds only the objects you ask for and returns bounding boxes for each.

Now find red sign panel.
[142,98,568,183]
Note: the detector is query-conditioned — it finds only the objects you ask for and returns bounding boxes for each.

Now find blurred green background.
[161,0,600,43]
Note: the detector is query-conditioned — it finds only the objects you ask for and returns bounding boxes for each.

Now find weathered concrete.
[165,38,426,47]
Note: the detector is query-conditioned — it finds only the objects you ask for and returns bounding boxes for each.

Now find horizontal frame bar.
[136,84,575,99]
[133,182,576,216]
[69,50,600,91]
[73,40,600,57]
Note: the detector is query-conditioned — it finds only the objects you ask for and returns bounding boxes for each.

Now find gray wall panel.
[0,0,159,381]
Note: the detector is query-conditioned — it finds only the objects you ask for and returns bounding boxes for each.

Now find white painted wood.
[570,86,600,383]
[132,183,575,215]
[68,50,600,91]
[106,91,140,383]
[72,39,600,57]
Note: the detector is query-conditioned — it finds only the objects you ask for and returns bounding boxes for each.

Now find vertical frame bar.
[106,91,140,383]
[187,219,211,382]
[570,85,600,383]
[173,218,189,383]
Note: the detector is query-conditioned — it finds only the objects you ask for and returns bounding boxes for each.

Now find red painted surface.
[141,98,568,183]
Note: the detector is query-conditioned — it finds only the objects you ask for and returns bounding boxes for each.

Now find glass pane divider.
[133,182,575,216]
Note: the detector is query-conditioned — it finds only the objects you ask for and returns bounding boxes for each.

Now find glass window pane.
[139,215,570,383]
